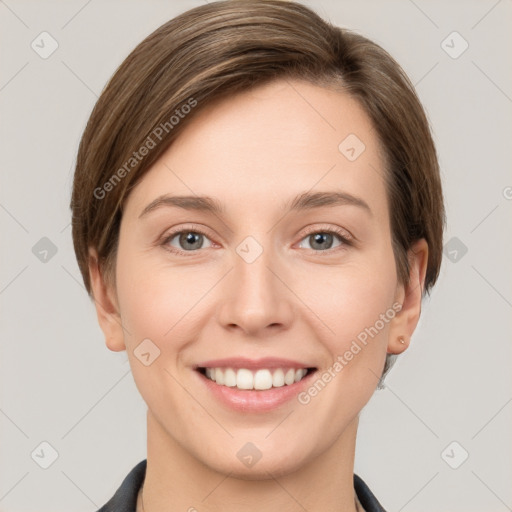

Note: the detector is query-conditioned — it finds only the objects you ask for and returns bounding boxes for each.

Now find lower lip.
[195,369,317,413]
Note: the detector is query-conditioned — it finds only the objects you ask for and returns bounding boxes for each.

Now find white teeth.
[236,369,253,389]
[202,367,311,390]
[254,369,273,390]
[294,368,307,382]
[215,368,224,385]
[272,369,285,388]
[284,368,296,385]
[223,368,237,387]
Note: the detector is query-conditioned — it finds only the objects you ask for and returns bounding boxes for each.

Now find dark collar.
[97,459,387,512]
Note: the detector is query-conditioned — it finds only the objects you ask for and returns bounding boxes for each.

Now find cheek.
[114,245,222,371]
[114,249,197,404]
[115,237,192,336]
[298,251,398,395]
[294,255,398,423]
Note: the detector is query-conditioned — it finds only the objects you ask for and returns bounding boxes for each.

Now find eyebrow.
[286,191,372,215]
[138,190,372,219]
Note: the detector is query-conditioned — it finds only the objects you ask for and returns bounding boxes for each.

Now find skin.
[89,78,428,512]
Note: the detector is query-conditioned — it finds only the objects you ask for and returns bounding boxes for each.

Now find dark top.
[97,459,387,512]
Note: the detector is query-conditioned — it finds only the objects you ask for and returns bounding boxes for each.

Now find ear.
[88,247,126,352]
[387,239,429,355]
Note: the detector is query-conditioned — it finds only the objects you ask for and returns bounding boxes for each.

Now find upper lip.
[194,357,316,370]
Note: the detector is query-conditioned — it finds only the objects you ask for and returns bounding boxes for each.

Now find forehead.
[123,78,388,219]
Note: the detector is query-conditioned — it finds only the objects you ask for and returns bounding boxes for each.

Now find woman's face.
[92,78,426,477]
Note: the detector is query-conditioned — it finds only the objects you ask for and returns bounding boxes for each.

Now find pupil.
[312,233,332,250]
[181,232,202,250]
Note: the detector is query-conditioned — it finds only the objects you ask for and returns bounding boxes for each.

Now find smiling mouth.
[196,366,317,391]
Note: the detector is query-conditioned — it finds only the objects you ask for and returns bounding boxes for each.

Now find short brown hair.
[70,0,445,381]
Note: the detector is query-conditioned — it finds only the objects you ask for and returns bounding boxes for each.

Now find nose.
[216,238,294,337]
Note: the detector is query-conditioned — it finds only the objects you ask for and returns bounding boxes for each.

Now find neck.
[140,410,362,512]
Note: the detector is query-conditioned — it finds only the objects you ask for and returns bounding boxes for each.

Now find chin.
[198,446,309,480]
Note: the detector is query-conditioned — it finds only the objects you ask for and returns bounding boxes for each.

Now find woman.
[70,1,445,510]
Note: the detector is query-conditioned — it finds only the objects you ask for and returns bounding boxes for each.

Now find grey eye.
[298,232,343,251]
[168,231,213,251]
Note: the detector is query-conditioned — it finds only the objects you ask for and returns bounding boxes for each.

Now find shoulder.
[354,473,388,512]
[96,459,147,512]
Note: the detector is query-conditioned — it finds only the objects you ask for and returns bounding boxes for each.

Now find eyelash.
[160,224,353,257]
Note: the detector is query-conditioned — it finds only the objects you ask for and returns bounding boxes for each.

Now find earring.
[399,337,406,344]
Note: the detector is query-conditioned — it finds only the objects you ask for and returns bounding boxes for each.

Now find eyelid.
[159,223,216,252]
[294,224,355,255]
[298,223,354,243]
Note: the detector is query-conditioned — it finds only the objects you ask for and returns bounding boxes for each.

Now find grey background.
[1,0,511,511]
